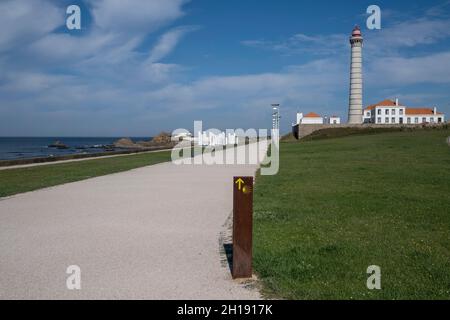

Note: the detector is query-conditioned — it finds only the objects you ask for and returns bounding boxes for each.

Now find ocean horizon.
[0,137,151,161]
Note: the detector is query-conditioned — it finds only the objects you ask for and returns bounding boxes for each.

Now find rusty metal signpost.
[232,176,253,279]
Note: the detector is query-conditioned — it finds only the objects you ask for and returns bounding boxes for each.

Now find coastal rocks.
[151,132,172,145]
[114,132,176,150]
[48,141,69,149]
[113,138,139,149]
[138,132,175,147]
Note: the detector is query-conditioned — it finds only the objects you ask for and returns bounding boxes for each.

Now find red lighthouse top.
[351,25,362,37]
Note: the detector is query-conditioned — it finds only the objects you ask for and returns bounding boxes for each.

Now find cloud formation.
[148,26,199,63]
[0,0,449,136]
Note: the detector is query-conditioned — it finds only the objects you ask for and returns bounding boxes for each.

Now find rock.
[134,132,175,148]
[114,133,175,150]
[114,138,138,149]
[151,132,172,145]
[48,141,68,149]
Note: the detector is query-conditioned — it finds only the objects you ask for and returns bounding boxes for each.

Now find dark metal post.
[232,176,253,279]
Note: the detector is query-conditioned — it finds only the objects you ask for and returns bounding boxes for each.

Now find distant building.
[328,116,341,125]
[198,131,238,146]
[296,112,323,125]
[295,112,341,125]
[363,99,445,125]
[172,132,192,141]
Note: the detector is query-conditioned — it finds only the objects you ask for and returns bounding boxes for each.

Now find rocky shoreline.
[0,132,177,167]
[113,132,176,149]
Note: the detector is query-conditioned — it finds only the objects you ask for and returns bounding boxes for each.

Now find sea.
[0,137,150,161]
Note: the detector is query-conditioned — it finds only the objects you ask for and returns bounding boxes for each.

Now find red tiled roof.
[364,99,396,111]
[405,108,440,115]
[304,112,321,118]
[364,99,444,116]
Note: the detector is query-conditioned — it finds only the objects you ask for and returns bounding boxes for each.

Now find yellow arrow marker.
[235,178,245,190]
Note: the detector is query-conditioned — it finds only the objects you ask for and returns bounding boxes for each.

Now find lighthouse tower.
[348,26,364,124]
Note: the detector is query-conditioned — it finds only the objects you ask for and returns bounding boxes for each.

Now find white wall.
[198,131,238,146]
[329,117,341,124]
[296,113,303,125]
[363,109,372,123]
[373,107,406,124]
[404,115,445,124]
[301,117,323,124]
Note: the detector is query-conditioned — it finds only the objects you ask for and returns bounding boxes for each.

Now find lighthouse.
[348,26,363,124]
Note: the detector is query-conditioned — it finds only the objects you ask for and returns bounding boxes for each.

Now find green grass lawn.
[254,128,450,299]
[0,151,172,198]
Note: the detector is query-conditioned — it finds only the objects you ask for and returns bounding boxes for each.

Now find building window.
[422,117,426,123]
[392,117,396,123]
[377,109,381,115]
[385,109,389,115]
[415,117,418,124]
[377,117,381,123]
[400,109,404,115]
[430,117,434,123]
[438,117,442,123]
[385,117,389,123]
[392,109,396,115]
[367,112,370,117]
[407,117,411,124]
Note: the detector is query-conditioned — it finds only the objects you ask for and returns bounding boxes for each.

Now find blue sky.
[1,0,449,136]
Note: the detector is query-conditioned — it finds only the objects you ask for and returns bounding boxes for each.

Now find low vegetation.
[254,128,450,299]
[294,124,449,142]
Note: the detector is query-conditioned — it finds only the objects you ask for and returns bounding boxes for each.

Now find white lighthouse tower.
[348,26,364,124]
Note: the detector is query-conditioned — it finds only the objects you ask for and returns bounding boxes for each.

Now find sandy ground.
[0,143,267,299]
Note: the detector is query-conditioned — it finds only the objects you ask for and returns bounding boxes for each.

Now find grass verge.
[0,150,172,198]
[254,128,450,299]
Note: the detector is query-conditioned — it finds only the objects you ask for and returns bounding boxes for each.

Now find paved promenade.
[0,143,267,299]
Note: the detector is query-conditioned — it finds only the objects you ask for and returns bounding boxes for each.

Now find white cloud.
[0,0,61,52]
[28,31,118,63]
[142,58,347,116]
[367,51,450,86]
[365,18,450,54]
[243,16,450,57]
[242,33,347,56]
[147,26,198,63]
[87,0,188,33]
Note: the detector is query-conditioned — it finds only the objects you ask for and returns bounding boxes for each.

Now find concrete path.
[0,143,267,299]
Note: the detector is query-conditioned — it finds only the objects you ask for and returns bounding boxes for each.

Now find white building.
[328,116,341,125]
[296,112,324,125]
[296,112,341,125]
[198,131,238,146]
[363,99,445,125]
[172,132,192,141]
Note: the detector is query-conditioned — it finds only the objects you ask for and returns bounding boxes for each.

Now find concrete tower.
[348,26,364,124]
